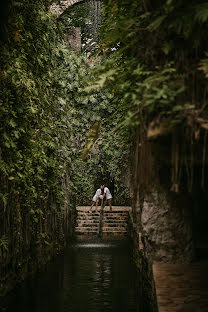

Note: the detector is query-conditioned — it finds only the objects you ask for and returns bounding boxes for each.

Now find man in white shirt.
[102,184,113,211]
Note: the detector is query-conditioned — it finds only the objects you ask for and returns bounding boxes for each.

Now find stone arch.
[50,0,85,18]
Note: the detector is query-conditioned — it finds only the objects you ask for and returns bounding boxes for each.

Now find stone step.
[76,206,131,211]
[76,221,99,225]
[103,222,128,227]
[77,218,100,221]
[76,225,99,229]
[103,215,128,218]
[76,224,127,229]
[75,206,130,236]
[76,220,128,224]
[76,220,99,224]
[102,230,127,234]
[76,223,97,225]
[77,219,128,222]
[77,214,128,221]
[102,227,127,232]
[102,224,127,228]
[77,222,127,227]
[75,224,127,229]
[78,219,126,223]
[103,218,128,221]
[77,211,128,215]
[77,216,100,221]
[77,216,127,220]
[103,213,128,216]
[75,228,98,233]
[75,227,127,234]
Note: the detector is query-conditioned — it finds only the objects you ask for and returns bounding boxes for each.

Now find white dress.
[92,188,102,202]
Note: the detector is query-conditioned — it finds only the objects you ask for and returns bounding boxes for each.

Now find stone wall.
[141,187,195,262]
[50,0,85,18]
[130,135,195,263]
[128,212,158,312]
[66,27,82,52]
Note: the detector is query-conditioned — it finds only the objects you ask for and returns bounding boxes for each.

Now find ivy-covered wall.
[0,0,75,296]
[0,0,131,296]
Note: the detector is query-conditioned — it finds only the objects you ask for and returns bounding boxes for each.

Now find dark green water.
[4,240,142,312]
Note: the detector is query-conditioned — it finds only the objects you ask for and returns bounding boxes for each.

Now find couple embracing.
[90,184,112,213]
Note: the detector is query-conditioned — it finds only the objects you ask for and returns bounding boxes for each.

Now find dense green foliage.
[0,1,69,222]
[89,0,208,192]
[0,0,130,295]
[0,0,130,268]
[0,1,73,294]
[53,1,130,204]
[90,0,207,126]
[60,1,102,53]
[56,45,130,205]
[1,0,208,297]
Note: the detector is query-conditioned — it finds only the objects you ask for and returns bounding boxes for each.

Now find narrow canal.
[5,239,142,312]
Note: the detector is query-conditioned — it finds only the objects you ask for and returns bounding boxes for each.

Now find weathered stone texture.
[142,188,195,262]
[129,216,158,312]
[153,261,207,312]
[50,0,85,18]
[66,27,81,52]
[75,206,130,238]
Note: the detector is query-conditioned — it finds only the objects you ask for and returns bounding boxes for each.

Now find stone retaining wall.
[128,213,158,312]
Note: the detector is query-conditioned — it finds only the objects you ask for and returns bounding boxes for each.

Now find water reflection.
[5,240,141,312]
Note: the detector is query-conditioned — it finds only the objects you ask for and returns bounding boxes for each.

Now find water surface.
[6,240,141,312]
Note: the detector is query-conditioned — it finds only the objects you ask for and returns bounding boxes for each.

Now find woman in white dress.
[89,186,103,212]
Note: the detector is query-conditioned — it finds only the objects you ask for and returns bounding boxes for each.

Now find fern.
[195,3,208,23]
[0,235,8,251]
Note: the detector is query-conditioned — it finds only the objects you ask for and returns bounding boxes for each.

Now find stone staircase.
[75,206,131,237]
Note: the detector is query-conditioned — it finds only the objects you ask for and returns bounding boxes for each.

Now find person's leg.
[95,200,98,212]
[108,198,112,211]
[89,201,95,212]
[103,198,107,210]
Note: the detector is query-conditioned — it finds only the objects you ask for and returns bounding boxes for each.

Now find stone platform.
[153,261,208,312]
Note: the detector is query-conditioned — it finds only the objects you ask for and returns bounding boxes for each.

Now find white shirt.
[104,187,112,200]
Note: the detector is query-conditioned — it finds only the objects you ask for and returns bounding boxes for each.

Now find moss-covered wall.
[0,0,77,296]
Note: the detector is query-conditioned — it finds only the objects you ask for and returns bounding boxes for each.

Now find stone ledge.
[153,261,208,312]
[76,206,132,212]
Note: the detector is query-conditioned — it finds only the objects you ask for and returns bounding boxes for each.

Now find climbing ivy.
[0,1,130,291]
[88,0,207,124]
